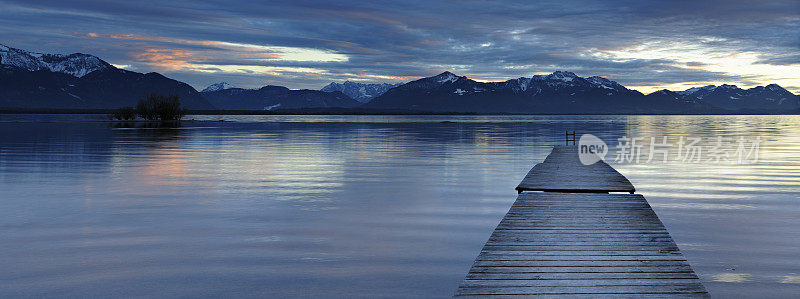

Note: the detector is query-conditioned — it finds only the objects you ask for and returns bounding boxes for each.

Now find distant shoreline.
[1,108,799,116]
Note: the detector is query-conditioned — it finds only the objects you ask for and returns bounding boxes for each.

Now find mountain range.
[364,71,699,113]
[363,71,799,113]
[0,44,214,109]
[200,84,359,110]
[201,82,235,93]
[1,44,798,113]
[675,84,798,110]
[321,81,400,103]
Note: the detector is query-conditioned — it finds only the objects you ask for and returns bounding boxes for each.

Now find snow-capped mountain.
[365,71,656,113]
[677,85,716,98]
[385,71,475,95]
[201,82,235,93]
[321,81,401,103]
[0,44,215,109]
[365,70,798,113]
[532,70,578,84]
[0,44,112,77]
[670,84,799,110]
[643,89,706,112]
[586,76,628,92]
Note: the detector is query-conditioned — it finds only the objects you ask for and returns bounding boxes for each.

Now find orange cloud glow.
[132,48,198,71]
[86,32,348,76]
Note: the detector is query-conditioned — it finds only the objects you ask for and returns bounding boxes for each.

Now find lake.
[1,114,798,298]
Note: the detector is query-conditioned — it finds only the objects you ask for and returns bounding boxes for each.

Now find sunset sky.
[1,0,798,93]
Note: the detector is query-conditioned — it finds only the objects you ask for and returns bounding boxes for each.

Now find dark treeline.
[108,93,186,121]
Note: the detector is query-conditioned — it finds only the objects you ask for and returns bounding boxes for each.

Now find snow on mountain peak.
[0,44,111,77]
[677,85,716,97]
[548,71,578,81]
[551,70,577,77]
[321,81,401,103]
[587,76,624,90]
[587,76,610,84]
[434,71,461,83]
[531,71,580,84]
[766,84,786,92]
[202,82,235,92]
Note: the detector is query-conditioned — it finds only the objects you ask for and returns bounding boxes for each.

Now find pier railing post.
[565,131,576,145]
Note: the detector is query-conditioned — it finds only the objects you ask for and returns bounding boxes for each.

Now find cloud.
[0,0,797,92]
[81,32,350,76]
[132,48,198,71]
[756,53,800,66]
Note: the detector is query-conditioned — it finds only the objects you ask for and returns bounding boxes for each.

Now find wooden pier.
[456,146,708,297]
[516,146,635,194]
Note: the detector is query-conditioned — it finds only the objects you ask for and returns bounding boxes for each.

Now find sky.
[1,0,798,93]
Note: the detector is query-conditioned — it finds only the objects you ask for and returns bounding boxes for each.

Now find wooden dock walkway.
[516,146,635,194]
[456,146,708,297]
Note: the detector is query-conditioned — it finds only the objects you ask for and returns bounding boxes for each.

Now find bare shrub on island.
[109,106,136,120]
[135,93,186,121]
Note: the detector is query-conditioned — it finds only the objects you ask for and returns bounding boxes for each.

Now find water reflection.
[781,276,800,284]
[0,115,798,298]
[713,273,751,283]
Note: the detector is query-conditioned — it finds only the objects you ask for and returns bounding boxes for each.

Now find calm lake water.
[1,114,799,298]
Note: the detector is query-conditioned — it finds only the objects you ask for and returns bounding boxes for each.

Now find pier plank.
[455,192,707,297]
[515,146,635,193]
[457,145,706,297]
